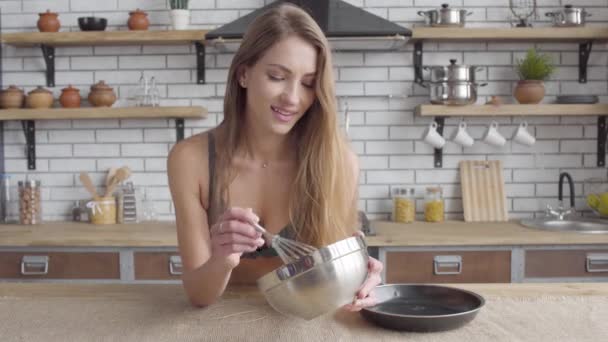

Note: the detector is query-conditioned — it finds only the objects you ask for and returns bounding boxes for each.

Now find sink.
[520,217,608,234]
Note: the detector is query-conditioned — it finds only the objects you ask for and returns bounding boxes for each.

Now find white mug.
[450,121,474,147]
[482,121,506,147]
[422,121,446,149]
[512,121,536,146]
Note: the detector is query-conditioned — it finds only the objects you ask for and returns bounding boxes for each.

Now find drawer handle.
[434,255,462,275]
[169,255,182,276]
[21,255,49,275]
[586,253,608,273]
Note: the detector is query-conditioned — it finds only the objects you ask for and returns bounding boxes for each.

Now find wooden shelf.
[0,221,177,247]
[411,27,608,41]
[415,104,608,117]
[1,30,208,47]
[0,106,207,121]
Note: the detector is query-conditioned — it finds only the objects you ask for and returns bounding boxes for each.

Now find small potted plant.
[513,48,555,104]
[170,0,189,30]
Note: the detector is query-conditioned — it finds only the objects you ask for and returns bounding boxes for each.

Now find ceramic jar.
[514,80,545,104]
[88,81,117,107]
[25,86,54,109]
[0,85,25,109]
[59,85,81,108]
[37,10,60,32]
[128,9,149,30]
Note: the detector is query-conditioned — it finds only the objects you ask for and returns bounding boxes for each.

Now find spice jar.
[87,196,117,224]
[88,81,116,107]
[18,180,42,225]
[424,186,444,222]
[0,85,25,109]
[392,187,415,223]
[59,84,81,108]
[37,9,60,32]
[127,9,150,31]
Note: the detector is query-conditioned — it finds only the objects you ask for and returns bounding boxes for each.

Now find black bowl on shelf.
[78,17,107,31]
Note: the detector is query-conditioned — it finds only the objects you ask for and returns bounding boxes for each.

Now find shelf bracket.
[195,42,206,84]
[598,116,607,167]
[434,117,445,168]
[579,41,592,84]
[176,118,185,141]
[40,44,55,87]
[21,120,36,170]
[414,41,424,86]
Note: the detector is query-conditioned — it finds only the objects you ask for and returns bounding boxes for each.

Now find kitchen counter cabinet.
[0,282,606,341]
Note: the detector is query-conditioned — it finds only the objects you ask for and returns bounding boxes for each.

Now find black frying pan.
[360,284,485,332]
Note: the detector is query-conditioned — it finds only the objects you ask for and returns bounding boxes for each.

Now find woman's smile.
[271,105,297,123]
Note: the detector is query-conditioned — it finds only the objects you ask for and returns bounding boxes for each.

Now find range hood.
[205,0,411,51]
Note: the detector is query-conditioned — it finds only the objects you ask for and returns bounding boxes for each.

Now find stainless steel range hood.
[204,0,411,51]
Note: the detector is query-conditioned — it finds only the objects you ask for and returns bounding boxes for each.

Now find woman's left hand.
[343,254,383,312]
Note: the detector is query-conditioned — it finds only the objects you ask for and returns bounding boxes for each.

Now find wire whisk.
[252,221,317,264]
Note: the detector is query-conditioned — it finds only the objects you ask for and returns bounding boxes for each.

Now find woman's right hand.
[209,207,266,268]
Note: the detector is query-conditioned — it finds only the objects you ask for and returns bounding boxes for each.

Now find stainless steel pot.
[425,59,484,83]
[545,5,591,27]
[418,3,472,27]
[429,81,487,106]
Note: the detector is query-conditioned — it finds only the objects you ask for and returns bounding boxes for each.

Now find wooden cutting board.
[460,160,508,222]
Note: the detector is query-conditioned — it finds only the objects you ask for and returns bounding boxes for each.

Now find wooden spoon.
[106,167,117,188]
[104,166,131,197]
[79,172,100,201]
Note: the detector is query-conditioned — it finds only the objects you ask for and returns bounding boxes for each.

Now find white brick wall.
[2,0,607,220]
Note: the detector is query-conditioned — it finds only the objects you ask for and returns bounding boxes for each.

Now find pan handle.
[586,253,608,273]
[433,255,462,275]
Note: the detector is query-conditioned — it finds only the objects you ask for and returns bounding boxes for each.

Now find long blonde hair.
[216,3,357,247]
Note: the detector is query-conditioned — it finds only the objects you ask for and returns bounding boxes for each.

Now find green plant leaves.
[516,49,556,81]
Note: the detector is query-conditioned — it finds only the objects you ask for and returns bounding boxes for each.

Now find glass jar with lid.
[18,180,42,225]
[392,187,415,223]
[424,186,444,222]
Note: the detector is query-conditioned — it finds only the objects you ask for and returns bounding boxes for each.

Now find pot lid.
[205,0,411,41]
[90,81,113,90]
[3,85,24,94]
[563,4,584,12]
[129,8,148,16]
[61,84,80,92]
[28,86,52,95]
[39,9,58,16]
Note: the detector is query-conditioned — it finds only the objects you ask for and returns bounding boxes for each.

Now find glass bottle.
[72,200,82,222]
[424,186,444,223]
[18,180,42,225]
[392,187,415,223]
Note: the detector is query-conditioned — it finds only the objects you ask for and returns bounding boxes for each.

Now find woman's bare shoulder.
[167,131,212,203]
[168,131,209,168]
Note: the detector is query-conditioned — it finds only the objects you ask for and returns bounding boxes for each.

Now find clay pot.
[0,85,25,109]
[514,80,545,104]
[128,9,149,31]
[88,81,117,107]
[25,86,54,109]
[59,85,81,108]
[37,10,60,32]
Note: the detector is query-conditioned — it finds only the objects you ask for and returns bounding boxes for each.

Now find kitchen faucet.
[546,172,576,220]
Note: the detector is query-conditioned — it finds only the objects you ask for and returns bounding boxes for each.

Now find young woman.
[168,3,381,312]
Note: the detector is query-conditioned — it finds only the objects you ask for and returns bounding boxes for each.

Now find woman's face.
[240,35,318,136]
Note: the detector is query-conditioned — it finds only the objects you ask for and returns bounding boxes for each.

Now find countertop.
[1,220,608,248]
[0,283,606,341]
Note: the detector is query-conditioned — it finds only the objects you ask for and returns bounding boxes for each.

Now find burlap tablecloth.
[1,283,607,342]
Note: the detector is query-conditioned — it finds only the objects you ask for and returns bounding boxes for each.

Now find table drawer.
[386,250,511,283]
[134,252,182,280]
[0,252,119,279]
[525,249,608,278]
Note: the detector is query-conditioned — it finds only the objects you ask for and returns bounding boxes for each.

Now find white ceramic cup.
[512,121,536,146]
[422,121,446,149]
[450,121,474,147]
[482,121,506,147]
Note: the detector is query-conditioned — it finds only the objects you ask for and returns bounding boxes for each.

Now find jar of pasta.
[87,196,117,225]
[392,187,415,223]
[18,180,42,225]
[424,186,444,223]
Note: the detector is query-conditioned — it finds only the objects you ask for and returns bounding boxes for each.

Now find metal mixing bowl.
[257,236,368,320]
